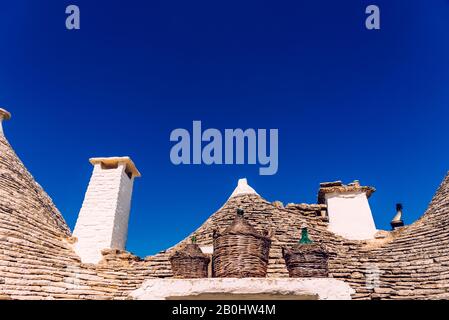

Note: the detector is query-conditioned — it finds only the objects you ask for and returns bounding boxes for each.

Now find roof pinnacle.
[229,178,259,199]
[0,108,11,136]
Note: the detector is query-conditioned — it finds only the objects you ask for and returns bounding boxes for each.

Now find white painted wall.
[73,161,136,264]
[199,245,213,254]
[131,278,355,300]
[326,191,377,240]
[111,169,134,249]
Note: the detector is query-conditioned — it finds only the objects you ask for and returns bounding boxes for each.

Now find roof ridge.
[0,135,71,236]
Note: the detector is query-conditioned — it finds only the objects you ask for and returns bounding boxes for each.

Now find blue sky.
[1,1,449,257]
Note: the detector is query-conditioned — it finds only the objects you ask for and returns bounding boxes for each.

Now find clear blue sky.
[1,1,449,257]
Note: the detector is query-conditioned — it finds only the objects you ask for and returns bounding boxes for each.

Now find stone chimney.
[0,108,11,136]
[318,180,377,240]
[73,157,141,264]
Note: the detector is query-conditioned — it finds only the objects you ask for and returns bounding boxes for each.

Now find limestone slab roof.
[1,130,449,300]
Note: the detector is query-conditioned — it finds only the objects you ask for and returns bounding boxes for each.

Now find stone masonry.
[1,108,449,300]
[72,157,140,264]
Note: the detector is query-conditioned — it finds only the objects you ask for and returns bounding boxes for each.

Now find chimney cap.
[317,180,375,204]
[391,203,404,230]
[0,108,11,121]
[89,156,141,178]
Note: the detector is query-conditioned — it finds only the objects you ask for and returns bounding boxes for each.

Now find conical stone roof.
[163,175,449,299]
[0,115,170,300]
[0,135,71,236]
[0,124,78,298]
[1,109,449,300]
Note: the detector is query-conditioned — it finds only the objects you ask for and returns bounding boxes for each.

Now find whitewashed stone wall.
[111,168,134,249]
[131,278,355,300]
[73,161,137,264]
[326,191,377,240]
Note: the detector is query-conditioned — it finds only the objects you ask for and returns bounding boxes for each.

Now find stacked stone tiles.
[0,135,161,299]
[152,176,449,300]
[1,128,449,299]
[162,194,368,293]
[361,174,449,299]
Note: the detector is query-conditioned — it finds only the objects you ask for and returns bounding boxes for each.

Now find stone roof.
[1,121,449,299]
[0,133,161,299]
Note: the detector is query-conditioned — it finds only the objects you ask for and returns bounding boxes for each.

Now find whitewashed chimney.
[318,180,377,240]
[0,108,11,136]
[73,157,141,264]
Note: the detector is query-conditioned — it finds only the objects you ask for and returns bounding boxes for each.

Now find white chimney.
[0,108,11,136]
[73,157,141,264]
[318,180,377,240]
